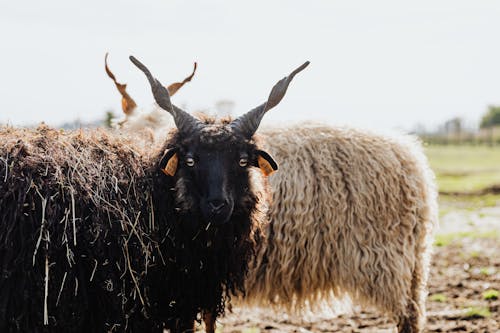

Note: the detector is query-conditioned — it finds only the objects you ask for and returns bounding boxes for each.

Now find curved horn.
[231,61,310,138]
[129,55,201,132]
[105,53,137,115]
[167,62,197,96]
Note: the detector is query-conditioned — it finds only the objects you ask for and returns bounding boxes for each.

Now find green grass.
[429,293,447,302]
[440,193,500,208]
[434,230,500,247]
[479,267,496,276]
[242,329,260,333]
[464,306,491,318]
[483,289,499,300]
[468,250,481,258]
[425,145,500,194]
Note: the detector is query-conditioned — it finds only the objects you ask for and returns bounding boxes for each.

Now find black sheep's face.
[129,56,307,224]
[159,126,277,225]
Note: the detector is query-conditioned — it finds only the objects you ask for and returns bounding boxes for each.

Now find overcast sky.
[1,0,499,131]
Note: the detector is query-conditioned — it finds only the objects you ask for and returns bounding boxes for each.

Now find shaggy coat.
[117,106,173,146]
[244,124,438,333]
[146,121,268,330]
[0,124,266,332]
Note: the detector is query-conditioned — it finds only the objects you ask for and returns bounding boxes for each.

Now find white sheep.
[105,53,194,143]
[244,124,438,333]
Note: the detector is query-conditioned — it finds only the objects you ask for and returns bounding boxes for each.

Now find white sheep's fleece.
[113,104,174,144]
[243,124,437,331]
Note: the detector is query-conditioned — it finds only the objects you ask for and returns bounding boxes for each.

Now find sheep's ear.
[159,148,179,176]
[105,53,137,116]
[254,150,278,176]
[167,62,197,96]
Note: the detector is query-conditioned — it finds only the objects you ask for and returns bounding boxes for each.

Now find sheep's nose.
[208,200,226,213]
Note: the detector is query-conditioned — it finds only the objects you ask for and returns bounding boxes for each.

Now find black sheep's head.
[130,56,309,225]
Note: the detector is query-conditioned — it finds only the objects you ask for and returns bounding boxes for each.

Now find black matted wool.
[0,124,266,332]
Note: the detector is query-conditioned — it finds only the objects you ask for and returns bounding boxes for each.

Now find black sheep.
[0,56,309,332]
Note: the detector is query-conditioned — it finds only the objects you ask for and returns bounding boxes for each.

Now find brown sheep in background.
[105,53,193,143]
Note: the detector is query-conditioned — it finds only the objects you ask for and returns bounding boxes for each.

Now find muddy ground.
[199,209,500,333]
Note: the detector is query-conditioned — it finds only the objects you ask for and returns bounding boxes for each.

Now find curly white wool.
[244,124,437,333]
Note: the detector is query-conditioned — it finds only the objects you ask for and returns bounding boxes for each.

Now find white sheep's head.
[105,53,196,128]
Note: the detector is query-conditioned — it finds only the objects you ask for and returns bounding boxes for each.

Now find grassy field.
[425,145,500,194]
[425,145,500,213]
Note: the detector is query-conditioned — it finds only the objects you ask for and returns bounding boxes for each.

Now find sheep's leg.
[393,281,425,332]
[203,311,216,333]
[397,302,419,333]
[165,318,195,333]
[397,261,427,333]
[178,319,195,333]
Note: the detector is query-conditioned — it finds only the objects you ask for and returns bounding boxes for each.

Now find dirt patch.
[438,206,500,235]
[202,237,499,332]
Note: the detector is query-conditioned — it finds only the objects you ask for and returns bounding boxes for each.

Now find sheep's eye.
[239,158,248,167]
[186,157,195,167]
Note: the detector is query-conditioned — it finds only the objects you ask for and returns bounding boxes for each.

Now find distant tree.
[443,117,463,135]
[104,110,115,128]
[411,123,427,136]
[480,105,500,129]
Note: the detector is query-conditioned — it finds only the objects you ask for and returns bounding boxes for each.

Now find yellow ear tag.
[162,153,178,176]
[258,155,275,176]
